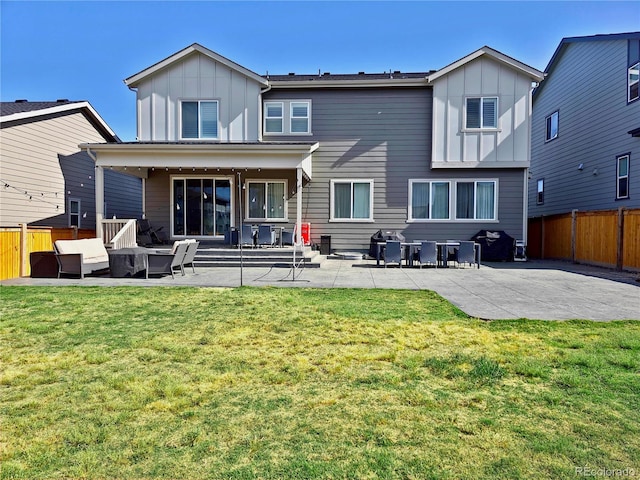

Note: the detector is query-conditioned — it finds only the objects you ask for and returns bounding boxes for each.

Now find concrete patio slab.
[2,259,638,321]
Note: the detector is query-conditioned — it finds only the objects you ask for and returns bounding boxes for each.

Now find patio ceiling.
[81,142,319,180]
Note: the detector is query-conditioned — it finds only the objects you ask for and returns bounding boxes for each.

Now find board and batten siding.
[529,39,640,217]
[135,52,262,142]
[431,56,534,168]
[0,111,142,228]
[265,87,526,251]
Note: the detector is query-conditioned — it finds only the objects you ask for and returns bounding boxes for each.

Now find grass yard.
[1,286,639,479]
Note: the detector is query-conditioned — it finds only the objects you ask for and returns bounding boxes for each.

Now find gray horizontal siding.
[265,87,526,251]
[530,39,640,217]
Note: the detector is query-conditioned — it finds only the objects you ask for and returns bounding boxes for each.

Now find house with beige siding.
[82,44,543,252]
[0,100,142,229]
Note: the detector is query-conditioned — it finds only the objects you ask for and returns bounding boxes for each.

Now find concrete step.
[191,247,324,268]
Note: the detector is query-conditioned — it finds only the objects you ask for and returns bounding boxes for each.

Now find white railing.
[102,219,137,249]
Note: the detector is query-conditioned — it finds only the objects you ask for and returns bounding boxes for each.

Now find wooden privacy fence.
[0,225,96,280]
[528,208,640,272]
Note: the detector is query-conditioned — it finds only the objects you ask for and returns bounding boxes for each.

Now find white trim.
[428,46,545,83]
[125,43,268,87]
[628,61,639,103]
[329,179,374,222]
[616,154,630,199]
[290,101,311,134]
[179,99,220,140]
[244,178,289,222]
[1,101,117,139]
[545,111,559,142]
[264,101,284,134]
[464,96,499,130]
[170,175,234,239]
[407,178,499,222]
[263,99,312,136]
[68,197,81,228]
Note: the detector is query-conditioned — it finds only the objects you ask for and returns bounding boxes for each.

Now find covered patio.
[82,141,319,243]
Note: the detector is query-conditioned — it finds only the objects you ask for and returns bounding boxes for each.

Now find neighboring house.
[529,32,640,217]
[82,44,543,252]
[0,100,142,229]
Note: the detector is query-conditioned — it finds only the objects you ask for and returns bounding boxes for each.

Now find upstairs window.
[629,62,639,103]
[264,100,311,135]
[181,100,219,139]
[466,97,498,129]
[617,154,630,200]
[545,111,559,142]
[264,102,283,133]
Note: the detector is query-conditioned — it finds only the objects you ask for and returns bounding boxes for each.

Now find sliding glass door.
[173,178,231,237]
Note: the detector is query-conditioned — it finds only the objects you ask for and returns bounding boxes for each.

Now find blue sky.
[1,1,639,141]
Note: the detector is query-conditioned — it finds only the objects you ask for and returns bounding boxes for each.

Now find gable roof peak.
[124,43,268,88]
[427,45,544,83]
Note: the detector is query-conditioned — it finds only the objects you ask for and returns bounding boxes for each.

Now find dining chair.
[419,241,438,268]
[257,224,275,247]
[456,241,477,268]
[384,240,402,268]
[240,224,254,247]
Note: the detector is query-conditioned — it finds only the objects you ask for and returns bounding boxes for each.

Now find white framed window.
[408,180,450,221]
[616,154,630,200]
[290,102,310,133]
[330,179,373,222]
[408,179,498,221]
[264,102,283,133]
[263,100,311,135]
[537,179,545,205]
[629,62,639,103]
[246,180,287,221]
[69,198,81,227]
[545,111,559,142]
[181,100,219,139]
[456,181,497,220]
[465,97,498,129]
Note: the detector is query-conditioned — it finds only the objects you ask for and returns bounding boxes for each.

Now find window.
[331,180,373,221]
[290,102,310,133]
[408,180,450,220]
[181,100,219,139]
[246,180,287,221]
[629,62,639,103]
[264,100,311,135]
[456,181,496,220]
[466,97,498,129]
[617,155,630,199]
[69,198,81,227]
[408,179,497,221]
[264,102,283,133]
[545,111,559,141]
[537,179,545,205]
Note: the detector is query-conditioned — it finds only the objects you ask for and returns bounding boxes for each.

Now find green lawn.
[1,286,639,479]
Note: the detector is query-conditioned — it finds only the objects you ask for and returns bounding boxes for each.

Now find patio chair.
[456,241,478,268]
[419,241,438,268]
[446,240,460,266]
[240,224,255,247]
[181,239,200,274]
[281,226,295,246]
[137,219,168,245]
[147,241,188,279]
[257,224,275,247]
[383,240,402,268]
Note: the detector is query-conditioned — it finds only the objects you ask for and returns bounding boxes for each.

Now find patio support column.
[296,167,302,243]
[95,165,104,241]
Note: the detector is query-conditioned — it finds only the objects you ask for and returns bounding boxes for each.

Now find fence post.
[19,223,28,277]
[571,209,578,264]
[616,207,625,271]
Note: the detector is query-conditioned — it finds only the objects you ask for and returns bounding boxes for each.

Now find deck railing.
[103,219,137,249]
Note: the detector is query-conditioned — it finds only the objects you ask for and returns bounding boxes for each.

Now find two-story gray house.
[529,32,640,217]
[83,44,543,252]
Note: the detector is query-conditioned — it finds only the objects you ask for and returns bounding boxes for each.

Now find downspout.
[258,84,272,142]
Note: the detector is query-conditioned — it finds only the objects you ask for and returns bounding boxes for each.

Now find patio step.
[192,246,325,268]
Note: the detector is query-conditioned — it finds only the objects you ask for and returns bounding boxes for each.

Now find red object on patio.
[300,223,311,245]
